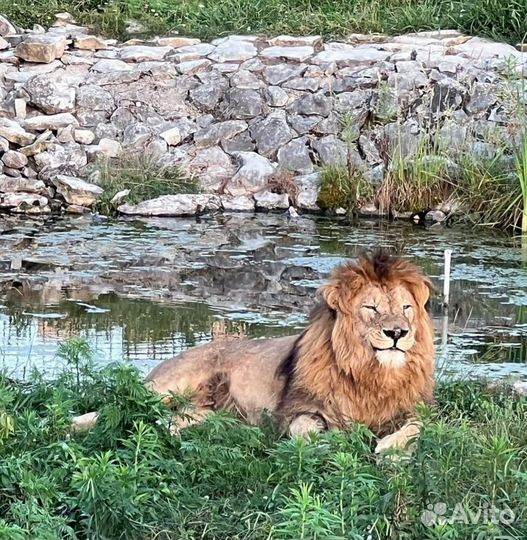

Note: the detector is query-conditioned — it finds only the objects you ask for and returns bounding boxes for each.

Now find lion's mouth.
[373,345,405,353]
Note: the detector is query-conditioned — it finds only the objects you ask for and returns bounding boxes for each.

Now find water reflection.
[0,213,527,380]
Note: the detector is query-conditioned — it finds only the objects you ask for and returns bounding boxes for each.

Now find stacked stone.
[0,13,525,216]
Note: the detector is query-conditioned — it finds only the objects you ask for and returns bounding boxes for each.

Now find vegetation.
[0,339,526,539]
[318,166,374,212]
[94,155,199,216]
[2,0,527,44]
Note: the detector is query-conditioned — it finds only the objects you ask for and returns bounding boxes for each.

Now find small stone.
[15,33,67,63]
[222,88,263,119]
[263,64,306,85]
[250,111,294,158]
[160,126,184,146]
[74,35,107,50]
[91,58,134,72]
[0,36,8,50]
[19,130,53,156]
[74,129,95,144]
[25,113,78,131]
[25,74,76,114]
[295,172,320,211]
[2,150,28,169]
[287,206,300,218]
[225,152,275,196]
[266,86,289,107]
[118,194,221,216]
[76,85,114,112]
[176,59,211,75]
[513,381,527,397]
[52,174,103,207]
[169,43,215,62]
[189,81,227,111]
[254,190,290,210]
[98,138,122,157]
[120,45,172,62]
[0,15,16,36]
[155,37,201,48]
[208,39,257,62]
[465,82,498,114]
[290,92,331,117]
[0,118,35,145]
[221,195,255,211]
[313,135,348,166]
[57,125,75,143]
[14,98,27,119]
[0,192,49,214]
[194,120,247,148]
[312,44,389,66]
[277,137,313,174]
[261,46,314,62]
[33,143,87,173]
[188,146,234,191]
[229,70,263,90]
[0,176,47,194]
[0,137,8,152]
[268,35,322,47]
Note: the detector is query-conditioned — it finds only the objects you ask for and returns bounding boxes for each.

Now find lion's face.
[355,284,417,368]
[320,255,431,371]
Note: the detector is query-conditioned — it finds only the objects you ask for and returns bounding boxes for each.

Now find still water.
[1,212,527,380]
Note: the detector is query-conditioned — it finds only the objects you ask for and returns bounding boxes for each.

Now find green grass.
[1,339,526,539]
[94,155,199,216]
[2,0,527,44]
[318,165,374,211]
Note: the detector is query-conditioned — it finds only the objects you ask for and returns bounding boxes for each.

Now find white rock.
[0,118,35,145]
[0,176,47,194]
[0,192,50,214]
[52,174,103,207]
[15,33,67,63]
[118,194,221,216]
[25,113,78,131]
[74,129,95,144]
[513,381,527,397]
[155,37,201,48]
[160,126,184,146]
[312,45,390,66]
[208,39,257,62]
[120,45,172,62]
[268,35,322,47]
[176,59,211,75]
[225,152,275,196]
[260,46,314,62]
[74,35,108,50]
[221,195,255,211]
[2,150,28,169]
[295,173,320,211]
[98,138,122,157]
[0,15,16,36]
[254,190,290,210]
[91,58,134,72]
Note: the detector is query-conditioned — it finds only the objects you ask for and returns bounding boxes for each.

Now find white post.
[443,249,452,308]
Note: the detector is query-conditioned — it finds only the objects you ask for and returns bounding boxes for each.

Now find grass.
[2,0,527,44]
[1,339,527,539]
[93,155,199,216]
[318,165,374,212]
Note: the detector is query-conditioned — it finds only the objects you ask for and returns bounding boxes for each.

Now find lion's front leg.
[289,413,327,438]
[374,420,422,454]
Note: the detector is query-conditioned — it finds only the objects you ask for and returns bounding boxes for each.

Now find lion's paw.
[289,414,326,438]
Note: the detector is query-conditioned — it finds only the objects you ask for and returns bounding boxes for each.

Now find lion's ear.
[319,283,340,310]
[408,275,432,308]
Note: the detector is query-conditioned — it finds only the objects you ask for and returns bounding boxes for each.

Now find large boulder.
[118,194,221,216]
[52,175,103,207]
[15,33,67,63]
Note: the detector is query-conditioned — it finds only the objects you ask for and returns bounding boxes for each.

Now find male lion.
[73,252,435,453]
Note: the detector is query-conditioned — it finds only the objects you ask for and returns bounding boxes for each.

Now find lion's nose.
[383,328,408,342]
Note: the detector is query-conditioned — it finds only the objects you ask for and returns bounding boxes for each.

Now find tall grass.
[1,0,526,44]
[0,339,526,539]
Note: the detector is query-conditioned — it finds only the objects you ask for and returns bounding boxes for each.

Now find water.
[1,212,527,381]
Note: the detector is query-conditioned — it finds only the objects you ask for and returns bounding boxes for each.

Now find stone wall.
[0,14,525,216]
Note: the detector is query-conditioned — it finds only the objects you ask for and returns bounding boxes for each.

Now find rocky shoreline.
[0,14,525,217]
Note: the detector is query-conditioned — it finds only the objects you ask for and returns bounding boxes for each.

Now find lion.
[73,252,435,453]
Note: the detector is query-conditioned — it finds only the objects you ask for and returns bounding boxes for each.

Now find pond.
[1,212,527,381]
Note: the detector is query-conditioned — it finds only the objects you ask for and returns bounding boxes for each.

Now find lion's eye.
[363,305,378,312]
[403,305,412,311]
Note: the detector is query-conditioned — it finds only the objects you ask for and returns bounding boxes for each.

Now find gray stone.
[25,113,78,131]
[250,112,294,158]
[118,194,221,216]
[19,130,52,156]
[33,143,87,173]
[288,114,322,134]
[194,120,248,148]
[91,58,134,72]
[0,176,47,194]
[295,172,320,211]
[0,192,50,214]
[189,82,227,111]
[52,174,103,207]
[266,86,289,107]
[221,195,255,211]
[222,88,263,119]
[424,210,447,222]
[261,46,314,62]
[277,137,313,174]
[74,129,95,144]
[76,85,115,112]
[313,44,389,66]
[176,59,211,75]
[263,64,306,85]
[15,33,67,63]
[168,43,215,62]
[383,121,423,157]
[290,93,331,117]
[229,70,263,90]
[313,135,348,166]
[431,77,466,112]
[254,190,290,210]
[188,146,234,191]
[225,152,275,196]
[208,39,257,62]
[0,118,35,145]
[0,15,16,36]
[465,82,498,114]
[221,131,255,154]
[121,123,151,147]
[120,46,172,62]
[2,150,28,169]
[74,35,108,50]
[98,138,122,157]
[282,77,320,92]
[25,74,76,114]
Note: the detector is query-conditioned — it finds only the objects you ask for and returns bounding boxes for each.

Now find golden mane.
[278,251,435,435]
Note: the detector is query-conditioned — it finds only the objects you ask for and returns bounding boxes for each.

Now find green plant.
[94,155,199,216]
[318,166,374,212]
